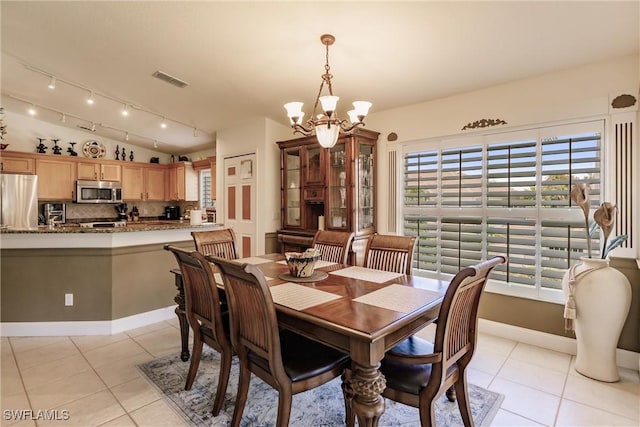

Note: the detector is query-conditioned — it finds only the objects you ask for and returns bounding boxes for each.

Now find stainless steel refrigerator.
[1,174,38,230]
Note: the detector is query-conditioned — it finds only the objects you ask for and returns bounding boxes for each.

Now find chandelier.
[284,34,371,148]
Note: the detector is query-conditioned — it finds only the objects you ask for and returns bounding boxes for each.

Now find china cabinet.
[276,129,379,265]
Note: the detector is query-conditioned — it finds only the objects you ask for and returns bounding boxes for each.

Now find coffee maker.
[164,205,180,220]
[42,203,66,225]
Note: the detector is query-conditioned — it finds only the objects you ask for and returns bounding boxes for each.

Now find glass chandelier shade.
[284,34,371,148]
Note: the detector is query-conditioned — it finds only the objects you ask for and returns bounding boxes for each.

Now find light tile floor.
[1,319,638,426]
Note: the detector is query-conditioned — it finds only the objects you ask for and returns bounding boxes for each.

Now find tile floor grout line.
[6,337,37,427]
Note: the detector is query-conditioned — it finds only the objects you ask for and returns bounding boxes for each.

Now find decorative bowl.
[285,250,321,278]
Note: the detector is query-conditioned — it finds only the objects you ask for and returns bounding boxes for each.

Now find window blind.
[402,121,603,298]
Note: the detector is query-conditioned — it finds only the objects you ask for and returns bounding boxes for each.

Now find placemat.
[353,284,442,313]
[329,266,404,283]
[270,282,341,311]
[233,256,273,265]
[277,259,337,269]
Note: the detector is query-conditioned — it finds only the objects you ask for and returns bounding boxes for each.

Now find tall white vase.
[562,257,632,382]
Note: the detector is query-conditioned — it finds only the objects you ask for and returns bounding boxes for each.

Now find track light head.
[160,117,167,129]
[28,105,37,116]
[87,91,95,105]
[48,76,56,90]
[121,104,129,116]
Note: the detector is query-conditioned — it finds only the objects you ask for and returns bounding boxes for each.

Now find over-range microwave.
[75,180,123,204]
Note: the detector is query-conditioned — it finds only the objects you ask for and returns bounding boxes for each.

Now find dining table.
[170,253,450,427]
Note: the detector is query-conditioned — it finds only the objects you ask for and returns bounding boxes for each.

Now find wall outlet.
[65,293,73,306]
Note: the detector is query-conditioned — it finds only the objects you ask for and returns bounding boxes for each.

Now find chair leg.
[418,398,436,427]
[275,388,292,427]
[341,369,355,427]
[211,350,232,416]
[454,374,474,427]
[185,333,203,390]
[231,364,251,427]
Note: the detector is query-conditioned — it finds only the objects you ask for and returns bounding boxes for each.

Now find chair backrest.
[191,228,238,259]
[311,230,355,265]
[432,256,505,379]
[363,233,417,275]
[164,245,228,344]
[207,256,288,385]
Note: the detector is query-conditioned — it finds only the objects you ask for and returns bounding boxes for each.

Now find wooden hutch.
[276,128,379,265]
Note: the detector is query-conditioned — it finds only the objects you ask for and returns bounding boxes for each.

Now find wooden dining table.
[170,253,450,427]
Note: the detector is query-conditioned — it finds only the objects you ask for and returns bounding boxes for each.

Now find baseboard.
[0,306,175,337]
[479,319,639,371]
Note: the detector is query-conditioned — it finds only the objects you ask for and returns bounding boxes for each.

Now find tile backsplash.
[39,201,190,222]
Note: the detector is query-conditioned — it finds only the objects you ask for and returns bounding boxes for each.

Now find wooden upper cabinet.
[77,161,121,181]
[167,162,197,201]
[36,158,76,200]
[0,152,35,174]
[122,164,166,201]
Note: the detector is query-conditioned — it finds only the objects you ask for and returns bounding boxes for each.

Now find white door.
[223,154,256,258]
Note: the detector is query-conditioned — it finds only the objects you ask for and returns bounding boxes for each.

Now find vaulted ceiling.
[1,1,638,153]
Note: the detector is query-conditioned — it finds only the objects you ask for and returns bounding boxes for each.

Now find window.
[199,169,214,210]
[403,121,603,302]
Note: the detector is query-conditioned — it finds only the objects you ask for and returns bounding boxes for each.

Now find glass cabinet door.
[357,144,375,231]
[327,144,348,229]
[284,148,301,227]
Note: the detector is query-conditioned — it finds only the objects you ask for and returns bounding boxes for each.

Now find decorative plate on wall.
[82,140,106,158]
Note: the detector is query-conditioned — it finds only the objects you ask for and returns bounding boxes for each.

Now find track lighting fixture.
[125,132,129,141]
[153,140,158,149]
[87,91,95,105]
[160,117,167,129]
[121,104,129,116]
[48,76,56,90]
[28,105,37,116]
[90,122,96,132]
[193,128,198,137]
[60,113,66,123]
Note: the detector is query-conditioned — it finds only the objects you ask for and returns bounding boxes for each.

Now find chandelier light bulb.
[48,76,56,90]
[87,91,95,105]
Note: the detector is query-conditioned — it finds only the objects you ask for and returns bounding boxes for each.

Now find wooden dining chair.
[164,245,233,416]
[311,230,355,265]
[346,256,505,427]
[363,233,417,275]
[191,228,238,259]
[207,255,351,427]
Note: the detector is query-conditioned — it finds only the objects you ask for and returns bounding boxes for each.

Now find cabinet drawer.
[303,188,324,201]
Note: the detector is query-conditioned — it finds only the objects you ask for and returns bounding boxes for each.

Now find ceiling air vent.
[152,70,189,88]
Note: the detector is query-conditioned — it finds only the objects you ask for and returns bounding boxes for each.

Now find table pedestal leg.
[171,270,190,362]
[350,362,386,427]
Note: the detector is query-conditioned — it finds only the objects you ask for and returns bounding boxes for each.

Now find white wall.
[367,54,639,235]
[2,110,171,163]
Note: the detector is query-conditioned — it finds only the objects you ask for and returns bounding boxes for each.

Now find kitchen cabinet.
[0,151,35,174]
[167,162,197,201]
[122,164,166,201]
[77,161,121,181]
[36,158,76,200]
[276,129,379,264]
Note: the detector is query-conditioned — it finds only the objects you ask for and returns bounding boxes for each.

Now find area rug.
[138,349,504,427]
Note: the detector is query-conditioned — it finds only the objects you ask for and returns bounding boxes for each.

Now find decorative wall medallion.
[387,132,398,142]
[611,94,636,109]
[462,118,507,130]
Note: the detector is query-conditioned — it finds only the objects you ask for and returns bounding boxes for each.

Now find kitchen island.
[0,222,224,336]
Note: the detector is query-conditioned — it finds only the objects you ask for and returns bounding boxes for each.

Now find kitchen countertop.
[0,221,224,249]
[0,220,221,234]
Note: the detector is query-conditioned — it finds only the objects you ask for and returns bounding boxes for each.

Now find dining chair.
[207,255,351,427]
[164,245,233,416]
[346,255,506,427]
[363,233,417,275]
[191,228,238,259]
[311,230,355,265]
